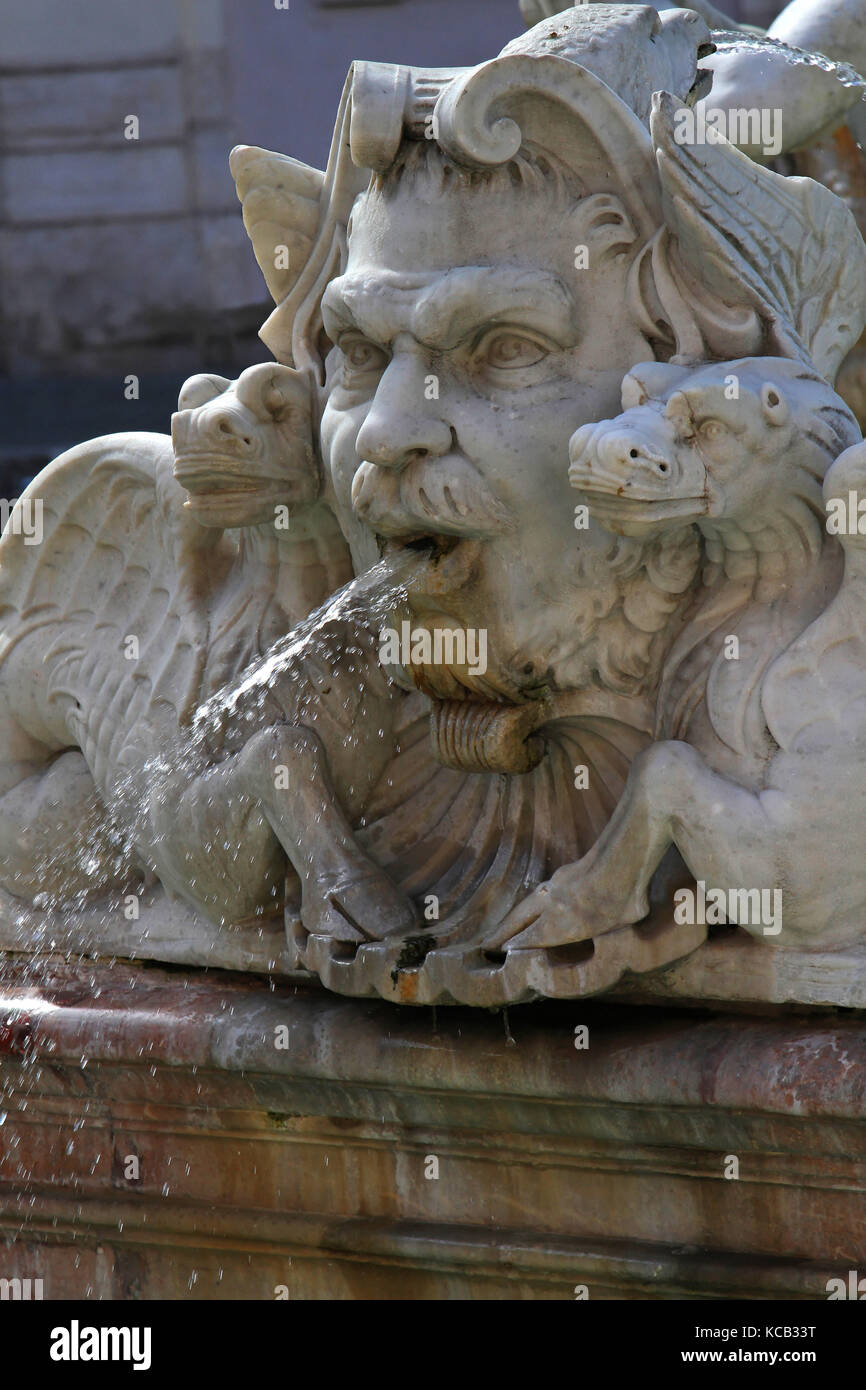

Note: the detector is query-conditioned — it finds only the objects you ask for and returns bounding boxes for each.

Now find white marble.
[5,3,866,1005]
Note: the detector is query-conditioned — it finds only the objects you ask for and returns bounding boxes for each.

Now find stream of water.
[711,28,866,101]
[192,551,412,742]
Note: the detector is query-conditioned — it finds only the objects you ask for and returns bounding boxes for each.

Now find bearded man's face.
[318,150,656,702]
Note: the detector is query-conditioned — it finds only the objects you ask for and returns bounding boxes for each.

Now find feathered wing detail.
[650,91,866,379]
[0,433,232,789]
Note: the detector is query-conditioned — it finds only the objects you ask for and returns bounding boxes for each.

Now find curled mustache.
[350,453,514,538]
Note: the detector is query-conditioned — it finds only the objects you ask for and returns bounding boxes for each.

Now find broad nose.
[206,409,255,454]
[355,353,453,471]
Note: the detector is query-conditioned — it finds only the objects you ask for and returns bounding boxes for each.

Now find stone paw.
[301,863,416,942]
[486,862,647,950]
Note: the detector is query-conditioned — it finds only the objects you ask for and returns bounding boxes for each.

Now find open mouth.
[174,456,261,495]
[574,493,707,535]
[376,531,485,603]
[688,41,716,107]
[582,492,704,516]
[180,476,262,497]
[174,455,288,501]
[378,533,461,562]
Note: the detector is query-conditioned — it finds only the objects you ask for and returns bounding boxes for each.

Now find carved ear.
[760,380,789,426]
[261,376,293,421]
[244,77,371,373]
[622,361,691,409]
[177,374,231,411]
[663,389,693,434]
[260,367,310,423]
[230,145,324,309]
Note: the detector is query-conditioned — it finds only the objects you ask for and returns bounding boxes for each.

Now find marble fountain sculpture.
[4,0,866,1008]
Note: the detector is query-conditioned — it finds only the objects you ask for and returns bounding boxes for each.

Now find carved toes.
[301,863,416,942]
[486,861,645,950]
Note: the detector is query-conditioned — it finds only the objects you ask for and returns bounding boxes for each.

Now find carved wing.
[650,90,866,378]
[0,434,233,787]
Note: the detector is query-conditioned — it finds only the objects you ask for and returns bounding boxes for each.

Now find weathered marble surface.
[1,959,865,1299]
[6,1,866,1007]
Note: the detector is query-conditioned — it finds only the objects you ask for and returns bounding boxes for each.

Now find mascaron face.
[318,169,655,699]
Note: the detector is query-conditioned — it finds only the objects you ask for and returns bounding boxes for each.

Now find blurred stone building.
[0,1,516,378]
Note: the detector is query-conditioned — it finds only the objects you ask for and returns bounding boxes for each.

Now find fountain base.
[0,955,863,1300]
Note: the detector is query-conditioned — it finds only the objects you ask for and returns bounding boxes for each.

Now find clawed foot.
[236,722,417,944]
[301,861,417,943]
[486,859,648,950]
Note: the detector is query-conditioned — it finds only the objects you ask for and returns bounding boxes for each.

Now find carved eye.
[698,419,727,442]
[477,330,551,371]
[340,335,389,377]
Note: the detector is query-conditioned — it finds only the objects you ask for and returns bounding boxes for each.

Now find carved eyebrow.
[321,273,430,346]
[412,268,579,350]
[321,268,579,350]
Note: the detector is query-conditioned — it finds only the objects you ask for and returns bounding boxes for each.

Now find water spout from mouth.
[711,28,866,101]
[380,533,461,565]
[192,549,420,740]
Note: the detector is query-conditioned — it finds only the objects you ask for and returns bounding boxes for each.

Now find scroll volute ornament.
[433,53,662,242]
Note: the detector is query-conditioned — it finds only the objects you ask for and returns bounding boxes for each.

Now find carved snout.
[187,407,258,459]
[171,361,319,525]
[173,363,312,465]
[569,420,675,499]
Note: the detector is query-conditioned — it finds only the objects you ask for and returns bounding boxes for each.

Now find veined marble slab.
[0,956,864,1299]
